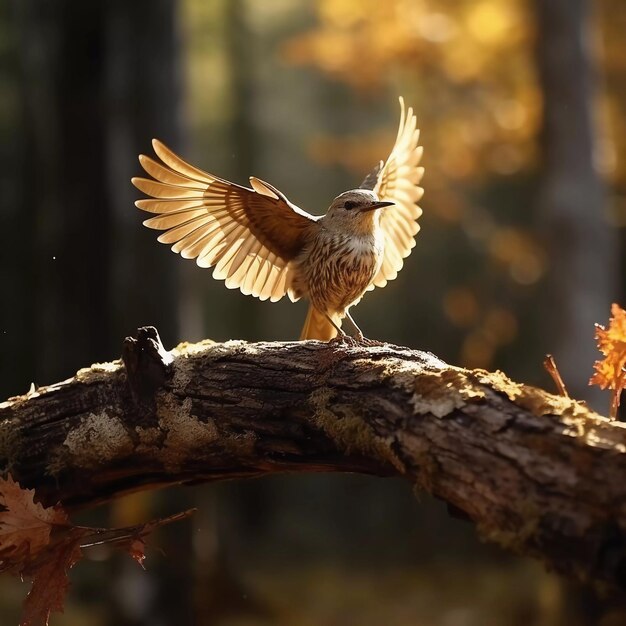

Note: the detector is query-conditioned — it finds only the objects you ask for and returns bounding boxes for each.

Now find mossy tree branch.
[1,327,625,589]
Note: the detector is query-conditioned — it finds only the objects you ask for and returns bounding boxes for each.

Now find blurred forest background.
[1,0,625,624]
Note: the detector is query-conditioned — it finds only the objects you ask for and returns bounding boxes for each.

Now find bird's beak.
[359,200,395,213]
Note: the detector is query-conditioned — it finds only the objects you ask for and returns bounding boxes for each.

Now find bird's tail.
[300,305,339,341]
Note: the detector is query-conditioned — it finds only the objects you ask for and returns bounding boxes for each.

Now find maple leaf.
[0,475,86,626]
[0,475,69,571]
[590,303,626,419]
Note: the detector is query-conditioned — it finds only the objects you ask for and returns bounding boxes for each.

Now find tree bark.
[1,327,626,590]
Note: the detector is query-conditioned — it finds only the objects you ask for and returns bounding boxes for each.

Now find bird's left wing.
[132,140,317,302]
[361,97,424,290]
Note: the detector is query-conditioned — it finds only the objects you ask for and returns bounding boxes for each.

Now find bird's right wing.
[362,97,424,290]
[132,140,317,302]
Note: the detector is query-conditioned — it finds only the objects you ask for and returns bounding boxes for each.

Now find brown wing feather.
[132,139,317,302]
[368,97,424,290]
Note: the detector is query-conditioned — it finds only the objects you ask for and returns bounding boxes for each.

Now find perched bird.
[132,97,423,341]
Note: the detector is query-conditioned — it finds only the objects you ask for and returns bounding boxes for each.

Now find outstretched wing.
[359,161,383,190]
[132,140,317,302]
[363,97,424,290]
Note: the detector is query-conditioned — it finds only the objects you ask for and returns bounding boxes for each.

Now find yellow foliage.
[282,0,540,185]
[467,1,519,45]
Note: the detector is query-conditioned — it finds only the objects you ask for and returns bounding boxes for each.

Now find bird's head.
[324,190,394,235]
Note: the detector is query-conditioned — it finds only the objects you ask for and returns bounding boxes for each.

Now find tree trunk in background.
[12,0,181,386]
[534,0,619,623]
[535,0,617,409]
[14,0,112,388]
[223,0,262,339]
[105,0,182,350]
[13,0,184,624]
[0,3,32,399]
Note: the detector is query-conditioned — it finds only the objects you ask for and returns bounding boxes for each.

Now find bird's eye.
[344,200,357,210]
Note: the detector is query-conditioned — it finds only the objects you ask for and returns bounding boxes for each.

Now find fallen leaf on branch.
[590,303,626,419]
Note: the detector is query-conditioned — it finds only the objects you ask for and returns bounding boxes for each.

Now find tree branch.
[1,327,625,589]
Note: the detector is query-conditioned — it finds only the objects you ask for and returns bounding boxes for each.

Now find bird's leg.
[325,313,345,336]
[326,313,359,346]
[345,310,385,346]
[343,310,365,342]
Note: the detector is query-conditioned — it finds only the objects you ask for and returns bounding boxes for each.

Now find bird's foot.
[357,336,386,347]
[330,331,385,347]
[329,332,360,347]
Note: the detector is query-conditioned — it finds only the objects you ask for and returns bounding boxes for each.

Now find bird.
[131,97,424,342]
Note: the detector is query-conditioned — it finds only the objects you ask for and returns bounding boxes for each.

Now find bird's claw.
[329,332,384,347]
[358,336,386,347]
[329,333,359,347]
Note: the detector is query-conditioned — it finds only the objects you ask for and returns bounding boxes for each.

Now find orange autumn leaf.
[590,303,626,419]
[0,476,85,626]
[0,475,83,626]
[0,475,69,571]
[128,538,147,569]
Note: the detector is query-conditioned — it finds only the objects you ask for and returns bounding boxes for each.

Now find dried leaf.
[128,538,146,569]
[0,475,195,626]
[0,475,69,571]
[20,540,82,626]
[0,475,85,626]
[590,303,626,419]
